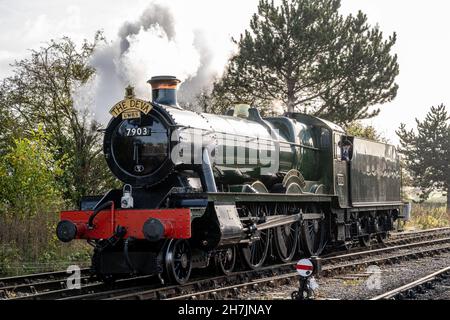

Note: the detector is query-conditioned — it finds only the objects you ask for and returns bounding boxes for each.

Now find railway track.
[0,268,91,299]
[3,275,162,300]
[0,268,90,288]
[63,237,450,300]
[390,227,450,239]
[321,227,450,258]
[371,266,450,300]
[1,227,449,300]
[163,238,450,301]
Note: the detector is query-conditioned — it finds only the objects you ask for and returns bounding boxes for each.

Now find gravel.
[240,251,450,300]
[412,275,450,300]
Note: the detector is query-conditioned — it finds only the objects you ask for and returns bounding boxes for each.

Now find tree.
[0,34,118,205]
[186,86,273,116]
[0,105,15,153]
[346,121,387,143]
[0,127,63,219]
[214,0,399,125]
[0,128,66,268]
[397,104,450,213]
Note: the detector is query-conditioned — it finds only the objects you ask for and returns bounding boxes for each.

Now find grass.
[405,203,449,230]
[0,241,92,277]
[0,212,92,277]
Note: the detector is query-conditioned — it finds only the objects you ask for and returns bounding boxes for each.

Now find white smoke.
[178,30,218,110]
[77,3,220,125]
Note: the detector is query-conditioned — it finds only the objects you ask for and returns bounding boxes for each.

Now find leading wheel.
[301,205,326,256]
[164,239,192,285]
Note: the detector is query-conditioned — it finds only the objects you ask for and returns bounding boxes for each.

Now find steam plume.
[178,31,217,110]
[81,3,214,125]
[118,5,176,54]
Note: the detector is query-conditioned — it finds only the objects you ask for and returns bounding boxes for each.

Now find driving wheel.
[300,205,326,256]
[164,239,192,285]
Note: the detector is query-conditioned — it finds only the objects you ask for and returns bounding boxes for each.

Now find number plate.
[124,127,152,137]
[337,174,345,186]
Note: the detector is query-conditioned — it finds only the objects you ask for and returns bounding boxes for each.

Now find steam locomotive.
[56,76,407,284]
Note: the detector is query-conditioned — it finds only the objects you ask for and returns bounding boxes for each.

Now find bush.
[406,203,449,230]
[0,128,63,218]
[0,244,20,275]
[0,129,90,275]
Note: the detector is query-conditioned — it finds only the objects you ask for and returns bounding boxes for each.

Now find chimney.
[148,76,181,107]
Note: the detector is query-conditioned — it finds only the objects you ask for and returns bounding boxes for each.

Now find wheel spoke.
[275,222,298,262]
[301,207,325,256]
[241,202,270,269]
[165,240,192,285]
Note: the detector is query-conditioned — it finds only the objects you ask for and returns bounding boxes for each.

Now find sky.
[0,0,449,144]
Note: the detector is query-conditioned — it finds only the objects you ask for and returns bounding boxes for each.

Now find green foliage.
[213,0,399,125]
[0,127,63,219]
[397,104,450,212]
[0,245,20,275]
[0,33,118,205]
[0,34,111,274]
[66,244,92,263]
[0,130,84,275]
[345,121,387,143]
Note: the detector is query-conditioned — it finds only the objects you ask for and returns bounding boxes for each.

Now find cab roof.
[286,113,345,134]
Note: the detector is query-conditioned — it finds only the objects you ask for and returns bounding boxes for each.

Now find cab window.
[299,125,314,147]
[335,134,342,159]
[339,136,354,162]
[320,128,331,149]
